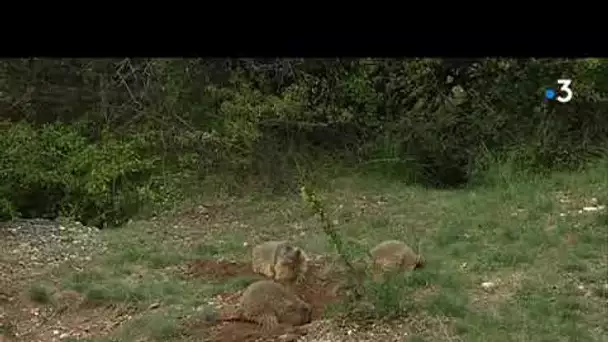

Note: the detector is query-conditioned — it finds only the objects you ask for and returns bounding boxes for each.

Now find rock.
[278,333,300,341]
[481,281,496,290]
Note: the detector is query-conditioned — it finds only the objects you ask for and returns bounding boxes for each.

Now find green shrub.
[266,58,608,186]
[1,58,607,200]
[0,122,160,227]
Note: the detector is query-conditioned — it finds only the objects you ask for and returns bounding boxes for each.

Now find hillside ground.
[1,162,607,342]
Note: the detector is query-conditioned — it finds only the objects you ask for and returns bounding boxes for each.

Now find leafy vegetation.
[2,58,607,226]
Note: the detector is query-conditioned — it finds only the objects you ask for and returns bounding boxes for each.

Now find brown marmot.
[221,280,312,331]
[251,240,309,283]
[370,240,425,274]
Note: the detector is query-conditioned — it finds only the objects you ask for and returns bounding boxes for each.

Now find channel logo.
[545,79,573,103]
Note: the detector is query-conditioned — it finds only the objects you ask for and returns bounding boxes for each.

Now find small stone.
[53,329,60,335]
[278,333,300,341]
[148,302,161,310]
[481,281,496,290]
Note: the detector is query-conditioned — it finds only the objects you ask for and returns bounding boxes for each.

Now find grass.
[38,159,608,341]
[28,283,53,304]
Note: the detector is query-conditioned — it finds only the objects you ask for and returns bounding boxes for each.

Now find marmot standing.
[370,240,425,274]
[221,280,312,330]
[251,240,309,283]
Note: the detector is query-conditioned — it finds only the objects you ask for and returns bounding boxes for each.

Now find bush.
[0,121,159,227]
[1,58,607,224]
[265,58,608,186]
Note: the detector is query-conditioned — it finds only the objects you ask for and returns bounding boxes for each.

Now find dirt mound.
[184,259,259,280]
[292,263,344,320]
[185,259,346,341]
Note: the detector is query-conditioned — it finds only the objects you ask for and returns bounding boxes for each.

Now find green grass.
[28,283,53,304]
[43,159,607,341]
[118,310,185,341]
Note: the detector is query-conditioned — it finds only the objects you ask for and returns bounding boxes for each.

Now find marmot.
[221,280,312,330]
[370,240,425,274]
[251,240,309,283]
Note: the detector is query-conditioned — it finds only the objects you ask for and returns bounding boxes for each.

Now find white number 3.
[557,79,573,103]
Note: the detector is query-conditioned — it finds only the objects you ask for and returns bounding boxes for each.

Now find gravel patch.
[1,218,106,273]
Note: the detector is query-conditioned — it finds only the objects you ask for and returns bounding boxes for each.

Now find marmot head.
[283,245,301,261]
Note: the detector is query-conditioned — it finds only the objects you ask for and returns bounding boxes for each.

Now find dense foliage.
[1,58,607,226]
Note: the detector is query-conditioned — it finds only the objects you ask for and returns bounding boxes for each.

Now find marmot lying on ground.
[370,239,425,274]
[221,280,312,331]
[251,240,309,283]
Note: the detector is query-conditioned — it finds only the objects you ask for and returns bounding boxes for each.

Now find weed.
[28,283,52,304]
[118,311,184,341]
[300,185,366,300]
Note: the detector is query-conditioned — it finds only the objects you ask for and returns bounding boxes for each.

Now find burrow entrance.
[183,259,346,341]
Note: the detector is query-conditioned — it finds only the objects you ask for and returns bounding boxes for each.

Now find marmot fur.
[221,280,312,330]
[251,240,309,283]
[370,240,424,274]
